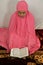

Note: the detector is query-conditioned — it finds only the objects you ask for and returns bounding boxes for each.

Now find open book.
[10,47,29,58]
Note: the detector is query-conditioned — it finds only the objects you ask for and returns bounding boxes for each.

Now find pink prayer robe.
[8,0,40,54]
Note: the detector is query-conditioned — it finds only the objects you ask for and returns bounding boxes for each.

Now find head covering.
[17,0,28,13]
[9,0,40,54]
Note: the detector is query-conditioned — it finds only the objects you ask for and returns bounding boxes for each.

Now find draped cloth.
[9,0,40,54]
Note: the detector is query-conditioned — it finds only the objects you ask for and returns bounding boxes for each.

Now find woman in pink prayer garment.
[9,0,40,55]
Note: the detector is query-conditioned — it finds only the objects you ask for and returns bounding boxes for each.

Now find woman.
[9,0,40,57]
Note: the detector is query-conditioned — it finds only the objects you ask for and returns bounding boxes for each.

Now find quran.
[10,47,29,58]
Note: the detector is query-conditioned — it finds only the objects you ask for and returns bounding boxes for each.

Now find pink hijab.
[9,0,40,54]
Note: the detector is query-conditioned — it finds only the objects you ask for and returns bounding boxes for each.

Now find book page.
[20,47,29,58]
[10,48,20,57]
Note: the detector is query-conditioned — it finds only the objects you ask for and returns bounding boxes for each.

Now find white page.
[10,48,20,57]
[20,47,29,58]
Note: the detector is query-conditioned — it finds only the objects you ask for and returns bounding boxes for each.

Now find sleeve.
[8,13,22,49]
[28,13,40,54]
[8,13,16,49]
